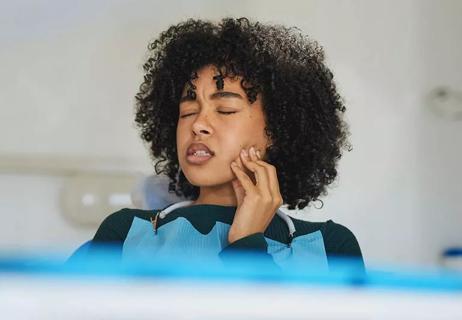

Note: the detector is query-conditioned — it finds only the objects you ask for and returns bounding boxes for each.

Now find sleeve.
[218,233,280,271]
[220,232,268,252]
[323,220,366,272]
[68,209,134,262]
[92,209,133,243]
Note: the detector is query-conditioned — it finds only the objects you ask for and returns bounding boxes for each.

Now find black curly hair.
[135,17,351,210]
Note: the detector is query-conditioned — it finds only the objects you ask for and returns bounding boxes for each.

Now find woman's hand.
[228,146,283,244]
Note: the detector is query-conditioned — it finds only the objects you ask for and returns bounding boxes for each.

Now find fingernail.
[250,147,255,156]
[256,150,261,159]
[231,161,237,167]
[241,149,248,157]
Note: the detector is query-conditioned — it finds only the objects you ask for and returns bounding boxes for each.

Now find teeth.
[193,150,211,157]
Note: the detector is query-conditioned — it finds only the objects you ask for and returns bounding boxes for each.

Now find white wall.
[0,0,461,267]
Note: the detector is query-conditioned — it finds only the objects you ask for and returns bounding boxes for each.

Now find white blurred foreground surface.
[1,275,461,319]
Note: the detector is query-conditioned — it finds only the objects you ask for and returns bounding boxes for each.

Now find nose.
[192,110,213,137]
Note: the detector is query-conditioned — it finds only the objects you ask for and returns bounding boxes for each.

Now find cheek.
[176,126,189,164]
[219,134,244,161]
[220,125,263,160]
[241,114,268,144]
[176,124,188,146]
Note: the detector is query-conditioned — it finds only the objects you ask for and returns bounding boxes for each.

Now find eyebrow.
[179,91,243,103]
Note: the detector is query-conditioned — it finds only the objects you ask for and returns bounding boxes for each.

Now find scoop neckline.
[167,203,237,217]
[181,203,237,209]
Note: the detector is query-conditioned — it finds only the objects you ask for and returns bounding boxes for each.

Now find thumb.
[231,178,245,206]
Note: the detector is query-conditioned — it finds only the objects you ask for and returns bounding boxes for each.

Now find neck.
[192,181,237,207]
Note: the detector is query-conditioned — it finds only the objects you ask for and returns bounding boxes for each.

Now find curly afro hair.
[135,17,351,210]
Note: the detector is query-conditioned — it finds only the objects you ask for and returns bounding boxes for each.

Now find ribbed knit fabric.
[87,204,364,271]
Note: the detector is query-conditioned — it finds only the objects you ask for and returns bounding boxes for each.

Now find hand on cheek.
[229,146,283,244]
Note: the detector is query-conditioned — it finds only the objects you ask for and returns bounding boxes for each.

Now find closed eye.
[180,111,237,118]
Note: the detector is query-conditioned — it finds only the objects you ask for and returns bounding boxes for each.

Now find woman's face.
[176,65,270,187]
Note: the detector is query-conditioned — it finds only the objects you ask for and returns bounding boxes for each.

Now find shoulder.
[289,217,363,258]
[321,220,362,256]
[93,208,157,242]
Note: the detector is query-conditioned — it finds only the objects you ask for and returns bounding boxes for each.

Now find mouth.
[186,150,214,165]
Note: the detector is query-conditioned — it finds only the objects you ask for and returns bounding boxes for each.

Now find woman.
[84,17,364,272]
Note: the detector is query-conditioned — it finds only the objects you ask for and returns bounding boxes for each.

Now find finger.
[240,148,270,194]
[240,148,283,208]
[247,147,262,185]
[253,153,283,203]
[234,153,257,185]
[240,147,267,184]
[249,147,270,188]
[236,155,245,170]
[241,149,257,185]
[248,146,259,162]
[231,161,256,194]
[256,149,263,160]
[240,148,263,178]
[231,178,245,206]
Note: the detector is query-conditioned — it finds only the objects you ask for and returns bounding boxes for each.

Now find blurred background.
[0,0,461,270]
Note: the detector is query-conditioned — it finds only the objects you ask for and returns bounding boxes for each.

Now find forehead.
[188,65,244,91]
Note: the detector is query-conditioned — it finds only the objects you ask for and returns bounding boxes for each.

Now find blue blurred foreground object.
[0,245,461,291]
[1,248,462,319]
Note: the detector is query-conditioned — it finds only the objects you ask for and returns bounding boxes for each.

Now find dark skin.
[176,65,282,244]
[228,146,283,243]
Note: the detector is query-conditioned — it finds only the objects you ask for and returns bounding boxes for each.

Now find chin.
[183,170,233,188]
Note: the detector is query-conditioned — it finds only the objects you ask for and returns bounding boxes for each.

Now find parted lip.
[186,142,215,156]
